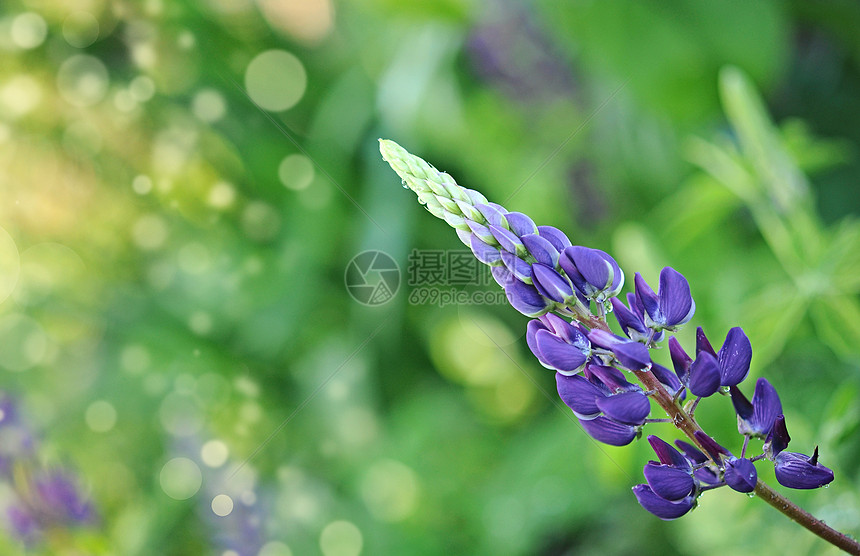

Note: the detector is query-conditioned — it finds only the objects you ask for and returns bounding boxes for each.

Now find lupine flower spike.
[381,140,859,554]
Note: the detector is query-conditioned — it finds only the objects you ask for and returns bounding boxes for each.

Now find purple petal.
[527,320,550,369]
[648,436,691,469]
[491,265,512,288]
[693,431,730,462]
[730,385,756,434]
[688,352,721,397]
[595,392,650,425]
[505,212,538,237]
[34,470,95,523]
[725,457,757,493]
[634,273,660,326]
[490,224,525,255]
[535,330,588,374]
[537,226,572,251]
[539,314,585,346]
[751,378,782,437]
[521,234,559,267]
[765,415,790,458]
[7,505,38,542]
[557,373,604,418]
[504,279,550,317]
[531,264,574,303]
[469,234,502,265]
[632,485,695,520]
[695,327,716,358]
[611,297,647,340]
[558,249,588,295]
[650,363,684,399]
[718,327,752,386]
[586,364,635,392]
[611,341,651,371]
[500,251,532,283]
[643,463,695,501]
[658,267,695,328]
[475,203,508,228]
[586,329,621,350]
[774,448,834,489]
[668,337,692,385]
[674,440,707,465]
[566,246,612,291]
[579,416,638,446]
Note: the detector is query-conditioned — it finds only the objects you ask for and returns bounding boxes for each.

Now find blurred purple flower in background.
[0,394,97,545]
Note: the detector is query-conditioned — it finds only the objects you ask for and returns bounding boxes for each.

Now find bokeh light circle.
[10,13,47,49]
[85,400,117,432]
[360,459,419,522]
[211,494,234,517]
[244,50,306,112]
[57,55,109,107]
[278,154,314,190]
[201,439,229,468]
[63,11,100,48]
[319,520,363,556]
[159,457,202,500]
[192,89,226,122]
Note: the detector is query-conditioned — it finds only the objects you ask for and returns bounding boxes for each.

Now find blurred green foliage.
[0,0,858,555]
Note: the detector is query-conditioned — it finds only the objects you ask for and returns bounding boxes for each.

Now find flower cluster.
[0,395,96,544]
[380,140,836,522]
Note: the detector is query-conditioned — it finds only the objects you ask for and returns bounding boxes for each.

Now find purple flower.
[730,378,782,438]
[765,415,834,489]
[526,314,591,375]
[6,506,38,544]
[765,414,791,458]
[643,462,695,501]
[694,327,753,387]
[559,246,624,301]
[649,362,685,399]
[556,365,650,426]
[536,226,572,252]
[724,457,757,493]
[587,329,651,371]
[611,294,665,344]
[578,415,639,446]
[632,485,696,520]
[531,264,577,304]
[693,431,731,463]
[774,447,834,490]
[717,327,752,386]
[668,337,720,397]
[505,277,551,317]
[32,470,95,524]
[675,440,721,485]
[634,268,696,331]
[642,436,695,501]
[521,234,560,267]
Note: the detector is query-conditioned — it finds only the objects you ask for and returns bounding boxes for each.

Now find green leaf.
[810,294,860,359]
